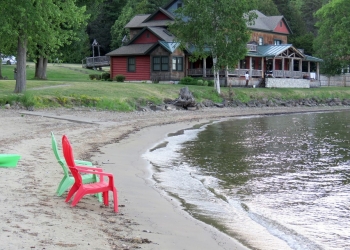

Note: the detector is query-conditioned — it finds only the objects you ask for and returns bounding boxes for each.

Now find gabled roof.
[159,41,180,53]
[106,43,155,56]
[148,27,174,42]
[246,44,322,62]
[162,0,181,10]
[248,10,292,34]
[247,44,303,58]
[126,26,174,45]
[124,8,174,29]
[142,7,175,23]
[125,14,149,28]
[304,55,323,62]
[106,41,184,56]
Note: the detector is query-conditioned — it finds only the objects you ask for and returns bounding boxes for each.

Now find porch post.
[282,58,285,77]
[308,61,310,74]
[317,62,320,80]
[290,58,294,77]
[299,59,302,76]
[203,58,206,78]
[249,56,253,77]
[261,57,264,78]
[273,58,276,73]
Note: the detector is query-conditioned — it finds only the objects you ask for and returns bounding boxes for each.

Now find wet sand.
[1,106,349,249]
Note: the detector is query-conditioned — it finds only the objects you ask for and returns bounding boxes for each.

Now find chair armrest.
[74,160,93,166]
[76,169,114,182]
[76,165,103,172]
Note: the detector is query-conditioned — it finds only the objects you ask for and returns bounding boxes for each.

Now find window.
[258,37,263,45]
[153,56,169,71]
[274,39,282,45]
[127,57,135,72]
[172,57,183,71]
[280,21,283,27]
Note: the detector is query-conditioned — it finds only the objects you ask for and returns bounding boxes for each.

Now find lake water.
[143,110,350,250]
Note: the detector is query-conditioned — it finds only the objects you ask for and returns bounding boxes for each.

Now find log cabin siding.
[251,31,288,45]
[129,29,142,40]
[111,56,150,81]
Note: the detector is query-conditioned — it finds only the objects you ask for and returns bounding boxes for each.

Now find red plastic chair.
[62,135,118,213]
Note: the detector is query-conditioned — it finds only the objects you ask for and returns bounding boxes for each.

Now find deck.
[187,68,317,79]
[82,56,110,69]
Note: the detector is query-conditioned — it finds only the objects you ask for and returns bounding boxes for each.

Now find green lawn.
[1,63,350,111]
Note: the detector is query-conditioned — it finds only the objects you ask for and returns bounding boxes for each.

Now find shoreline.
[1,106,350,249]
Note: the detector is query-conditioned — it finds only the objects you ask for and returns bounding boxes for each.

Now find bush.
[101,72,110,81]
[89,74,101,80]
[207,80,214,87]
[179,76,197,85]
[197,79,203,86]
[115,74,125,82]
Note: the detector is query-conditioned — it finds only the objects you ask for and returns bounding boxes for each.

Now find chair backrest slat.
[62,135,83,186]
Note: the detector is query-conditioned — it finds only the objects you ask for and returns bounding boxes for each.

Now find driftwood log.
[172,87,196,109]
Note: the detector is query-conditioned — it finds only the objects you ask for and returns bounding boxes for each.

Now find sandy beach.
[1,105,349,250]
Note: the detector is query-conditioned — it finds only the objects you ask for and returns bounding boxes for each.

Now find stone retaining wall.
[266,78,310,88]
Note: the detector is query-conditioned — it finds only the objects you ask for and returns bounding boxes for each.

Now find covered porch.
[186,44,322,83]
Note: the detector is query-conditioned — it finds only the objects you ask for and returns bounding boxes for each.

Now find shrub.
[89,74,101,80]
[115,74,125,82]
[203,81,209,86]
[101,72,110,81]
[207,80,214,87]
[179,76,197,85]
[197,79,204,86]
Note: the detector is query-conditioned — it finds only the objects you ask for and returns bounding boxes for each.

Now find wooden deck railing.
[82,56,110,69]
[187,68,314,79]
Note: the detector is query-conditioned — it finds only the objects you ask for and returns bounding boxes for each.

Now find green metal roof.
[256,44,293,56]
[304,55,323,62]
[158,41,180,53]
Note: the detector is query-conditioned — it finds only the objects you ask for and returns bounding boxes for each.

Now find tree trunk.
[35,56,48,79]
[14,36,27,93]
[212,56,221,94]
[0,53,3,79]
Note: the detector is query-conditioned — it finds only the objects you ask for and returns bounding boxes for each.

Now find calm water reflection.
[144,111,350,250]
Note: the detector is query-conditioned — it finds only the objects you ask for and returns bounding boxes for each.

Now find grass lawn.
[1,63,350,111]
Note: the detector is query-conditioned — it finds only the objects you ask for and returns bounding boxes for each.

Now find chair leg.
[103,191,109,206]
[57,177,74,196]
[65,184,79,202]
[113,187,118,213]
[97,193,103,203]
[56,176,68,196]
[71,190,85,207]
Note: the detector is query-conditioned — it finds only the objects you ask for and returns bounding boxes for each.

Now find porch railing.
[247,44,257,52]
[82,56,110,69]
[187,68,315,79]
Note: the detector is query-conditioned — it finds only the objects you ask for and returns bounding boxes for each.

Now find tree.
[169,0,257,94]
[256,0,280,16]
[0,0,88,92]
[300,0,323,35]
[110,0,169,50]
[314,0,350,75]
[87,0,128,55]
[110,1,137,49]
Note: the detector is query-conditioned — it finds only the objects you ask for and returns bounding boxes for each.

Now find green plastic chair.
[51,132,102,202]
